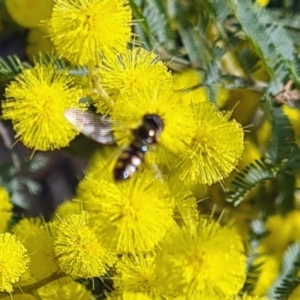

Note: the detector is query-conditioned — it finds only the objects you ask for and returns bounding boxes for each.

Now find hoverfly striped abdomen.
[113,114,164,181]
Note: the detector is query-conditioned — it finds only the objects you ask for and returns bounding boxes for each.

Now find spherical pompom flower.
[48,0,132,65]
[38,277,93,300]
[252,254,280,296]
[2,63,83,151]
[94,47,172,114]
[156,218,246,299]
[107,291,154,300]
[168,178,199,227]
[256,0,270,6]
[26,28,54,61]
[13,218,58,281]
[111,83,195,158]
[236,295,269,300]
[175,101,244,185]
[0,187,13,233]
[172,68,208,105]
[54,211,116,278]
[0,233,30,292]
[5,0,53,28]
[80,166,176,254]
[114,255,161,299]
[52,199,83,222]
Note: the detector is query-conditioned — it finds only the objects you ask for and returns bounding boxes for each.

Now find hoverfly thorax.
[132,114,164,145]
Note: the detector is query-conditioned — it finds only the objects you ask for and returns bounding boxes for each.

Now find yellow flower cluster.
[0,0,249,299]
[2,5,244,184]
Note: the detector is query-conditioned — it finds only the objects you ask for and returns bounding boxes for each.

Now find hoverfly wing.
[64,108,115,144]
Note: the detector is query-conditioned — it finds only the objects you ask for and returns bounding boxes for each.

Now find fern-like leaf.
[268,243,300,300]
[0,155,47,208]
[226,159,275,206]
[223,0,299,91]
[0,55,31,81]
[266,105,300,165]
[129,0,175,50]
[242,219,266,293]
[39,53,89,76]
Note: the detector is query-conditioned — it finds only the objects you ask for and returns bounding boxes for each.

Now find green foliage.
[40,52,89,76]
[0,154,47,208]
[0,53,88,82]
[226,159,275,207]
[268,243,300,300]
[228,100,300,209]
[242,254,263,294]
[0,55,31,81]
[223,0,297,91]
[264,103,300,165]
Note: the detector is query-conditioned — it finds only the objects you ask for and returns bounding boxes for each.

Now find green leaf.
[39,53,89,76]
[223,0,299,88]
[275,172,296,214]
[268,243,300,300]
[0,55,31,81]
[39,52,67,70]
[143,0,175,48]
[242,219,266,293]
[235,48,261,75]
[242,254,264,294]
[177,23,208,68]
[0,154,47,208]
[266,105,300,165]
[129,0,152,40]
[226,159,275,206]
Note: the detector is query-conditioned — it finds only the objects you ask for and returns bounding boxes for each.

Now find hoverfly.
[64,109,164,181]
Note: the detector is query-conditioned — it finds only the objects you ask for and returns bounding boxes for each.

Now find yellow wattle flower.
[79,163,176,254]
[0,233,30,292]
[52,199,83,222]
[252,255,280,296]
[0,187,12,233]
[176,101,244,185]
[225,89,261,126]
[256,118,271,152]
[12,218,58,281]
[95,47,172,115]
[164,176,199,227]
[112,82,195,156]
[235,295,269,300]
[261,214,292,257]
[38,277,92,299]
[2,63,83,151]
[54,211,116,278]
[282,104,300,148]
[48,0,132,65]
[259,210,300,256]
[256,0,270,6]
[156,218,246,299]
[26,28,54,61]
[115,255,161,298]
[286,210,300,241]
[5,0,53,28]
[107,292,154,300]
[172,68,229,108]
